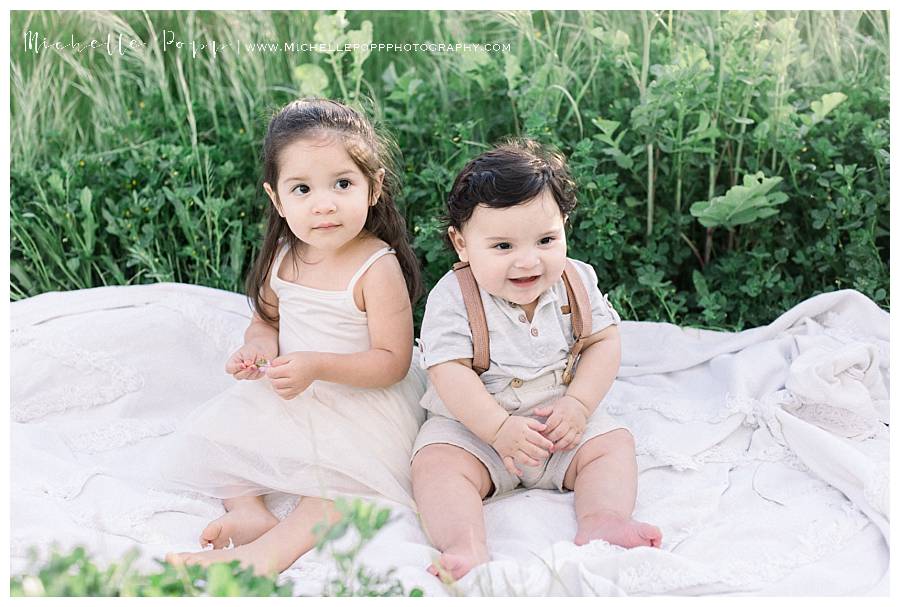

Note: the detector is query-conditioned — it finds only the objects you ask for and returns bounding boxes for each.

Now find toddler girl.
[411,139,662,581]
[160,98,426,575]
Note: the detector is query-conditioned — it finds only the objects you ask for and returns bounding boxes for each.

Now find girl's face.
[263,132,383,255]
[449,189,568,312]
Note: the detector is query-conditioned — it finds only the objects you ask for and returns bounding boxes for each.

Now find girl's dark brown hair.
[246,98,422,324]
[444,138,577,239]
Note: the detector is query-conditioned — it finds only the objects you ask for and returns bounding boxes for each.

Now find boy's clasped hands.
[225,343,319,400]
[490,394,590,477]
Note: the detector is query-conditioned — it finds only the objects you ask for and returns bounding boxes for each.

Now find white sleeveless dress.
[157,244,427,509]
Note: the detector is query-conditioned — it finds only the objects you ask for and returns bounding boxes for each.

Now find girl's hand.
[489,415,553,477]
[533,395,589,453]
[225,343,277,381]
[265,352,321,400]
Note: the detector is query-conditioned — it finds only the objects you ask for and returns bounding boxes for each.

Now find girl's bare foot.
[575,511,662,548]
[426,542,490,582]
[199,507,278,549]
[166,542,281,577]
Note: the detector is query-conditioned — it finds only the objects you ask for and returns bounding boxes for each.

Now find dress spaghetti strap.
[346,247,395,293]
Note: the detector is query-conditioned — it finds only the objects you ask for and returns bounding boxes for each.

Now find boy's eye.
[493,242,512,250]
[292,184,309,194]
[336,178,351,190]
[539,236,554,245]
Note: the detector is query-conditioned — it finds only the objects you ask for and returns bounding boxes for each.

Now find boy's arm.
[564,324,621,414]
[428,359,510,444]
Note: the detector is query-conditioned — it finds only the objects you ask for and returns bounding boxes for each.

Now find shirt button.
[530,327,539,337]
[518,314,527,323]
[510,378,524,388]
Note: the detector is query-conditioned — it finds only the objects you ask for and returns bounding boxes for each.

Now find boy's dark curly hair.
[444,138,578,236]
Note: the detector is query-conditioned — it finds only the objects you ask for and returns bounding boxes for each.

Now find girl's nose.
[311,197,337,214]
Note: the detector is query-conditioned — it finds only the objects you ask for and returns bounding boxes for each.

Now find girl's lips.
[509,275,540,286]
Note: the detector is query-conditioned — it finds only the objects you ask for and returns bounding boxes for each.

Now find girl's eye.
[539,236,554,245]
[493,242,512,251]
[292,184,309,194]
[336,178,351,190]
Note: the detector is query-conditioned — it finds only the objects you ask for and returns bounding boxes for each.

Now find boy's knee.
[411,443,491,496]
[577,428,634,463]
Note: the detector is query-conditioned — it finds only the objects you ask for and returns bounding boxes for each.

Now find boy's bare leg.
[167,496,341,576]
[563,429,662,548]
[199,495,278,549]
[412,444,493,581]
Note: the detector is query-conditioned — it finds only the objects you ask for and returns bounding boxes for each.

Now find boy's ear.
[263,182,284,217]
[371,168,386,206]
[448,226,468,262]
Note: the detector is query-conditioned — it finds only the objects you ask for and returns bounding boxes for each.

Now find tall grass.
[10,10,889,329]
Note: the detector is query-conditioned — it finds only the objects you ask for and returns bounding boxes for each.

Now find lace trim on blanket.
[21,467,104,501]
[64,419,177,454]
[630,392,808,473]
[157,293,245,355]
[864,461,889,516]
[10,328,144,422]
[69,489,223,545]
[617,500,871,593]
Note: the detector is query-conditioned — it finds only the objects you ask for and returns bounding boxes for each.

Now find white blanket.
[9,283,890,596]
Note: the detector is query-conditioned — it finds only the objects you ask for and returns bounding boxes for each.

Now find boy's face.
[449,189,567,312]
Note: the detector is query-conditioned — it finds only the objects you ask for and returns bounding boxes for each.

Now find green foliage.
[690,172,788,229]
[10,499,423,597]
[9,10,890,331]
[313,498,423,597]
[9,546,292,597]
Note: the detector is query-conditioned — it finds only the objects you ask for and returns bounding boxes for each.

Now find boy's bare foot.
[199,507,278,549]
[575,511,662,548]
[166,542,281,577]
[426,542,490,582]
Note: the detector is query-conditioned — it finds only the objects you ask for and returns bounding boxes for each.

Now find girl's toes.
[199,521,224,548]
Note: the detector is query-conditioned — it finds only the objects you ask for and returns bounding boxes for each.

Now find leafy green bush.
[10,11,889,331]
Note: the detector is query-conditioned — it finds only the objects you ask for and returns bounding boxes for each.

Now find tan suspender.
[452,259,592,384]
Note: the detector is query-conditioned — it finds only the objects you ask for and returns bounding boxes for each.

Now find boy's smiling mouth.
[509,275,540,286]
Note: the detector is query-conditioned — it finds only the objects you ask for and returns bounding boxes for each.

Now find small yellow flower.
[79,160,85,167]
[240,211,246,217]
[131,179,137,186]
[138,100,145,109]
[172,170,179,176]
[239,128,245,134]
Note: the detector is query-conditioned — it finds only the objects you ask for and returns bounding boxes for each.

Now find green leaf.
[689,172,787,229]
[810,92,847,121]
[292,64,330,98]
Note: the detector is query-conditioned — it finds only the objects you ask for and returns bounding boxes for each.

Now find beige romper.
[412,259,630,497]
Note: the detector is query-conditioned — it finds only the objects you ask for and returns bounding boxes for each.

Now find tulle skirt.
[156,365,427,510]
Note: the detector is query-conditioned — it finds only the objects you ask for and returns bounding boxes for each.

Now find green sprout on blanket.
[10,499,423,597]
[313,498,424,597]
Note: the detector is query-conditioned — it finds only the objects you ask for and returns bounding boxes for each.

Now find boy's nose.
[514,251,540,269]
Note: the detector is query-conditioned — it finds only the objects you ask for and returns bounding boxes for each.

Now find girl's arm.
[308,254,413,388]
[245,264,280,356]
[564,324,621,414]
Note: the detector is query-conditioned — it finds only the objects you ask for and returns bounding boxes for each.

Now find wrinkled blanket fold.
[10,284,889,596]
